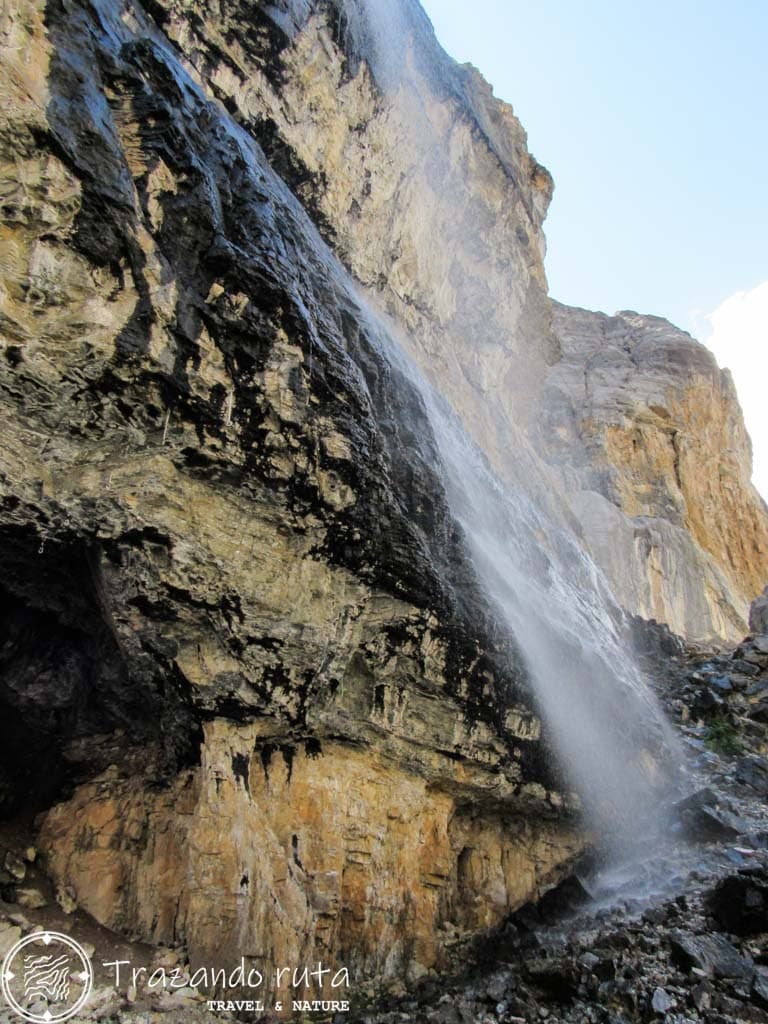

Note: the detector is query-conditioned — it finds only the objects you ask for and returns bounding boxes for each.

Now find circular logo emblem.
[1,931,93,1023]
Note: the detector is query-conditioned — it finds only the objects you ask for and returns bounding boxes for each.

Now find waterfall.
[361,305,681,853]
[108,0,681,853]
[337,0,683,853]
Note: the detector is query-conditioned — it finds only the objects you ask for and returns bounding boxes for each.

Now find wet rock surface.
[135,0,768,647]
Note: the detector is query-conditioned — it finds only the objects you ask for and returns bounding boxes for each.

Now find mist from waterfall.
[340,0,684,853]
[366,310,681,852]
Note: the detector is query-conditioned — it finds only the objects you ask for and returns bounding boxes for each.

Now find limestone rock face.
[41,725,579,997]
[540,304,768,643]
[0,0,579,992]
[145,0,768,642]
[146,0,561,495]
[1,0,766,997]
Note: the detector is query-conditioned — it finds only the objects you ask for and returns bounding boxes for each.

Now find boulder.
[707,867,768,935]
[668,931,752,979]
[523,957,579,1001]
[735,755,768,796]
[16,887,47,910]
[534,873,593,923]
[749,586,768,636]
[674,789,747,842]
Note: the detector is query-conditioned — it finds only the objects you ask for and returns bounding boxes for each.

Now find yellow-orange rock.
[40,723,581,1000]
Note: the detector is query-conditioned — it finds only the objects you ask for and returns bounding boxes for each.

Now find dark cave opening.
[0,526,201,817]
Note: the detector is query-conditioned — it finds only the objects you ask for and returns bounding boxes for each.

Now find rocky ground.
[358,625,768,1024]
[0,623,766,1024]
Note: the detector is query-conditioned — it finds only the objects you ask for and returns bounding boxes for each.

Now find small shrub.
[705,717,743,756]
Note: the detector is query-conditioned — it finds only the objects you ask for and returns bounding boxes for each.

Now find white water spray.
[369,311,680,850]
[341,0,683,851]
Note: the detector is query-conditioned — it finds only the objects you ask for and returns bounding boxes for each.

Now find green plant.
[705,717,743,756]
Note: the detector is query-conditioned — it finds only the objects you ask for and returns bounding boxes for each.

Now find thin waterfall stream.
[358,301,684,867]
[334,0,686,874]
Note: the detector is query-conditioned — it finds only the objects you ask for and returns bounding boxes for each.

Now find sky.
[419,0,768,500]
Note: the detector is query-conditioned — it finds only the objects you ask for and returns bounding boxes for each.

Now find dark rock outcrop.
[751,586,768,637]
[708,867,768,936]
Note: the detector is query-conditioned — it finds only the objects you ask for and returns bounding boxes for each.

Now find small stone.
[406,961,429,984]
[153,947,181,968]
[0,925,21,956]
[691,979,713,1011]
[580,952,600,971]
[484,973,507,1002]
[709,676,733,692]
[16,887,47,910]
[693,689,724,712]
[55,884,77,914]
[651,987,675,1013]
[732,657,763,677]
[3,852,26,881]
[83,986,121,1015]
[171,986,200,1000]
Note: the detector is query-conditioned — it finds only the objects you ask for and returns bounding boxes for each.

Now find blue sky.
[420,0,768,499]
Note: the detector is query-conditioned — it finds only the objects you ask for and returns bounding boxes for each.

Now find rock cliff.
[0,0,580,997]
[540,304,768,643]
[0,0,766,1007]
[145,0,768,643]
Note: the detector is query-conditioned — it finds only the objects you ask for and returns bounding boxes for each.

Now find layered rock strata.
[144,0,768,643]
[0,0,579,993]
[1,0,767,1000]
[540,304,768,643]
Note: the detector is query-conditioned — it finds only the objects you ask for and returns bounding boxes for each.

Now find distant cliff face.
[540,304,768,643]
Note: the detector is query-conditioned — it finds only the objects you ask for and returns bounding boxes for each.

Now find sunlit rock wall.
[540,304,768,642]
[151,0,768,641]
[0,0,580,993]
[1,0,767,996]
